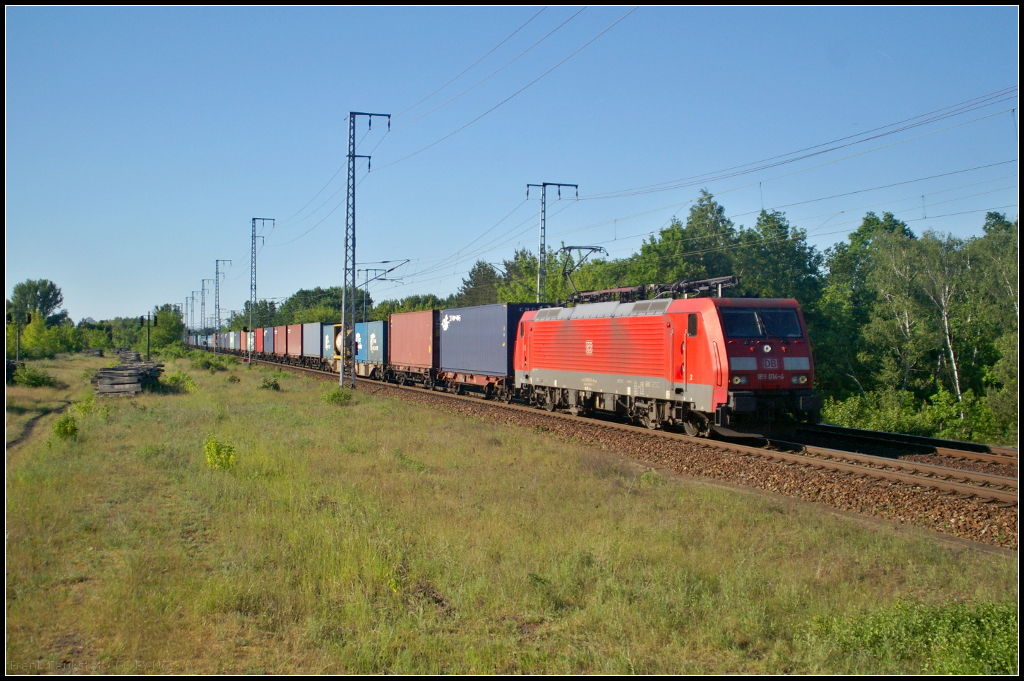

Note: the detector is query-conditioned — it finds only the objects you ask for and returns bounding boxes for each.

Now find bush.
[321,386,353,406]
[226,374,240,384]
[204,436,235,471]
[163,370,198,393]
[190,354,237,373]
[52,413,78,440]
[259,377,280,391]
[13,365,58,387]
[157,341,191,359]
[74,395,96,416]
[822,388,1005,444]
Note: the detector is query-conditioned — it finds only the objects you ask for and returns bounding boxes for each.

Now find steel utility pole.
[341,111,390,389]
[201,279,213,334]
[526,182,578,303]
[250,218,272,362]
[184,297,190,334]
[190,291,201,332]
[215,259,231,332]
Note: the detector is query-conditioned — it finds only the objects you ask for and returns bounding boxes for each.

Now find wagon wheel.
[544,390,557,411]
[501,388,514,404]
[682,412,710,438]
[641,406,659,430]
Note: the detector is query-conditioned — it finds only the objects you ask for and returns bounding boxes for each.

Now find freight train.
[188,277,821,436]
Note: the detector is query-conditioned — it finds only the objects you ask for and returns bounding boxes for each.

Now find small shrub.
[164,370,198,393]
[74,395,96,416]
[204,436,235,471]
[227,374,241,384]
[259,377,280,391]
[156,341,191,359]
[13,365,57,387]
[321,386,353,406]
[52,413,78,440]
[190,354,234,372]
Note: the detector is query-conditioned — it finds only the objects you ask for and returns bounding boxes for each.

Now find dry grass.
[5,355,1018,673]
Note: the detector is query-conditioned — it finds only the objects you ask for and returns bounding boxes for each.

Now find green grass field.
[5,355,1018,674]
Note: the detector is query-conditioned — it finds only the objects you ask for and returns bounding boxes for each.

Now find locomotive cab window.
[687,313,698,337]
[721,308,803,338]
[519,322,524,338]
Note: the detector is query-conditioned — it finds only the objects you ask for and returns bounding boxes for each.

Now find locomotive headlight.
[791,375,808,384]
[763,344,772,353]
[732,375,749,385]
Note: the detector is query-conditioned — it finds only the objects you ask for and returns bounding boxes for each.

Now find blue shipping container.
[321,324,335,360]
[439,303,545,377]
[263,327,275,354]
[354,321,387,364]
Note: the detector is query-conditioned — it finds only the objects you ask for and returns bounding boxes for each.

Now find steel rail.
[801,423,1018,460]
[243,355,1017,505]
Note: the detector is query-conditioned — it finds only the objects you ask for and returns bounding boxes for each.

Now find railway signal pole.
[250,218,272,362]
[215,259,231,332]
[527,182,578,303]
[341,111,390,389]
[140,311,157,362]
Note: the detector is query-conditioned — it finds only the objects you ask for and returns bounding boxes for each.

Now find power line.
[582,86,1017,200]
[392,8,585,132]
[390,105,1016,287]
[371,7,639,172]
[397,158,1018,289]
[552,163,1018,242]
[269,9,548,231]
[557,178,1018,254]
[395,8,549,118]
[373,189,1017,298]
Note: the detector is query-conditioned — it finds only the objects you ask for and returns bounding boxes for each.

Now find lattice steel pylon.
[527,182,578,303]
[215,259,231,331]
[340,111,389,388]
[191,291,200,332]
[250,218,272,360]
[201,280,213,333]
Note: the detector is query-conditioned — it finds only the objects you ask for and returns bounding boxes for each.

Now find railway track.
[795,423,1017,463]
[261,359,1018,506]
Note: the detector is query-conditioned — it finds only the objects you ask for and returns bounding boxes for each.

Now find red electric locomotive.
[514,279,820,436]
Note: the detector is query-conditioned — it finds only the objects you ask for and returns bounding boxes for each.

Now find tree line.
[5,280,185,358]
[7,191,1016,443]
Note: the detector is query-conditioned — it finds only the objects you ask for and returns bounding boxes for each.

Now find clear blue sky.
[6,6,1019,322]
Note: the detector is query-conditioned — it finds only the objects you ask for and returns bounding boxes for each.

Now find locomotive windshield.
[721,308,803,338]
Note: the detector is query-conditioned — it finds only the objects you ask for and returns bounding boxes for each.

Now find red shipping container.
[255,328,264,353]
[273,326,287,356]
[388,310,439,371]
[287,324,303,357]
